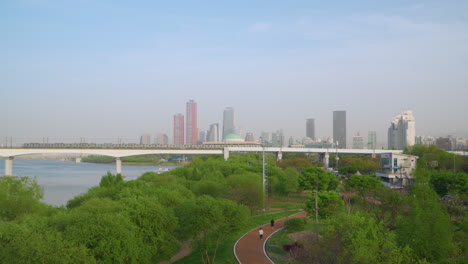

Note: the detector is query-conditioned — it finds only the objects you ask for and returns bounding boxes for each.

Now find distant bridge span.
[0,146,405,176]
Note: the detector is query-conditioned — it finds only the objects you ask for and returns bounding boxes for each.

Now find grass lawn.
[173,209,301,264]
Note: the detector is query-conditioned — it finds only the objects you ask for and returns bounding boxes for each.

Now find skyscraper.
[333,111,346,148]
[207,123,219,142]
[368,131,377,150]
[306,118,315,140]
[186,100,198,144]
[173,114,184,144]
[388,110,415,150]
[223,107,235,139]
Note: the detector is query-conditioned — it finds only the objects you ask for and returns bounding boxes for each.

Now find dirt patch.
[287,230,315,243]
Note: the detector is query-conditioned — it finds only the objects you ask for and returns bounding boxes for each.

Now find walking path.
[234,210,307,264]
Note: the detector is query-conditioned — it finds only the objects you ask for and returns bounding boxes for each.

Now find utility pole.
[260,137,267,210]
[314,189,319,241]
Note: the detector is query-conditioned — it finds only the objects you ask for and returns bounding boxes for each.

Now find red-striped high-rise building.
[173,113,184,144]
[186,100,198,145]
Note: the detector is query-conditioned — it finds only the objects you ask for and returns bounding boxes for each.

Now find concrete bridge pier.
[324,152,329,169]
[277,152,283,161]
[224,147,229,160]
[4,157,13,176]
[116,158,122,175]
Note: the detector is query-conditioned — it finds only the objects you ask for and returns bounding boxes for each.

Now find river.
[0,158,179,206]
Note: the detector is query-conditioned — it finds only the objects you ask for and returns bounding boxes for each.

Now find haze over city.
[2,0,468,145]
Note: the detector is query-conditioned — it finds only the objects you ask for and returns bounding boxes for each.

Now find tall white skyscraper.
[223,107,236,139]
[207,123,219,142]
[388,110,415,150]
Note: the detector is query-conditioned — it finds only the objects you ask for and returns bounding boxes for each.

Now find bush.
[285,218,307,232]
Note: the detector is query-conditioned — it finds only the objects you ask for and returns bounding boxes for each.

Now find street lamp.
[335,141,339,171]
[260,137,267,210]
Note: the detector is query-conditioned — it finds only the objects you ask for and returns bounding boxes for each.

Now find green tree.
[300,167,339,191]
[396,169,454,262]
[0,176,46,221]
[272,168,300,197]
[344,174,384,195]
[120,197,179,262]
[54,198,149,264]
[99,171,124,188]
[175,196,249,264]
[302,213,414,264]
[224,172,264,209]
[305,191,344,219]
[0,217,95,264]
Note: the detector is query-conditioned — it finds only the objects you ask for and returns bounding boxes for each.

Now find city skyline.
[2,1,468,145]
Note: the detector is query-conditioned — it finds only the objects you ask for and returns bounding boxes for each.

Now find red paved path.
[234,211,307,264]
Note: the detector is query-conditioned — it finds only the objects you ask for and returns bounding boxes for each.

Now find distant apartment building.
[388,110,415,150]
[245,132,255,142]
[352,133,364,149]
[155,133,169,145]
[436,137,452,151]
[186,100,198,144]
[333,111,346,148]
[173,114,184,144]
[306,118,315,140]
[368,131,377,150]
[140,133,151,145]
[415,135,436,146]
[207,123,219,142]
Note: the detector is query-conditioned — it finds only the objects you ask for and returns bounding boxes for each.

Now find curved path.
[234,211,307,264]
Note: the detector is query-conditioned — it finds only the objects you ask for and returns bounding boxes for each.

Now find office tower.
[352,132,364,149]
[198,130,206,144]
[260,131,272,145]
[155,133,169,145]
[207,123,219,142]
[271,130,285,147]
[223,107,235,139]
[186,100,198,144]
[388,110,415,150]
[245,133,255,142]
[333,111,346,148]
[173,114,184,144]
[306,118,315,140]
[368,131,377,150]
[140,133,151,145]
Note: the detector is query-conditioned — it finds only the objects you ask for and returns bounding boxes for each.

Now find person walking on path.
[270,219,275,230]
[259,228,264,240]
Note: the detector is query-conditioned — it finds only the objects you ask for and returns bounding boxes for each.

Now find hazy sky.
[2,0,468,146]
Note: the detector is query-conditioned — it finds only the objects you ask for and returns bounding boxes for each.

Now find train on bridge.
[22,142,261,149]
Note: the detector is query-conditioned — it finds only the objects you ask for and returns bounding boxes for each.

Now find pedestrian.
[270,219,275,230]
[259,228,264,240]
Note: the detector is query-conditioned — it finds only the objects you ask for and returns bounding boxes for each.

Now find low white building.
[376,153,418,188]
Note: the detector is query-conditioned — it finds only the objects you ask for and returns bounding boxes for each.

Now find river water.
[0,158,178,206]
